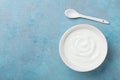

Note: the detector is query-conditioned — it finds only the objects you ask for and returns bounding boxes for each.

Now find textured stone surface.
[0,0,120,80]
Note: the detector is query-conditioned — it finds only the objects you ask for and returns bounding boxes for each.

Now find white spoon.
[65,9,109,24]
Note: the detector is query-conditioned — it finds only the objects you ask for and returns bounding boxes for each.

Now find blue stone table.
[0,0,120,80]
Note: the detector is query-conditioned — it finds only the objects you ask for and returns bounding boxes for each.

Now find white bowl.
[59,24,108,72]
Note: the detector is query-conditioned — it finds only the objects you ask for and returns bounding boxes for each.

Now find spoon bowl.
[65,9,82,18]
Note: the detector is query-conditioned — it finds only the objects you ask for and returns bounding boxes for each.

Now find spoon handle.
[81,15,109,24]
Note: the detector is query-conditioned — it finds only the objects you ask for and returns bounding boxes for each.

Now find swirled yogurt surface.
[59,24,107,72]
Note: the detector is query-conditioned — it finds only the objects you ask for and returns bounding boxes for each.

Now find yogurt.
[59,24,108,72]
